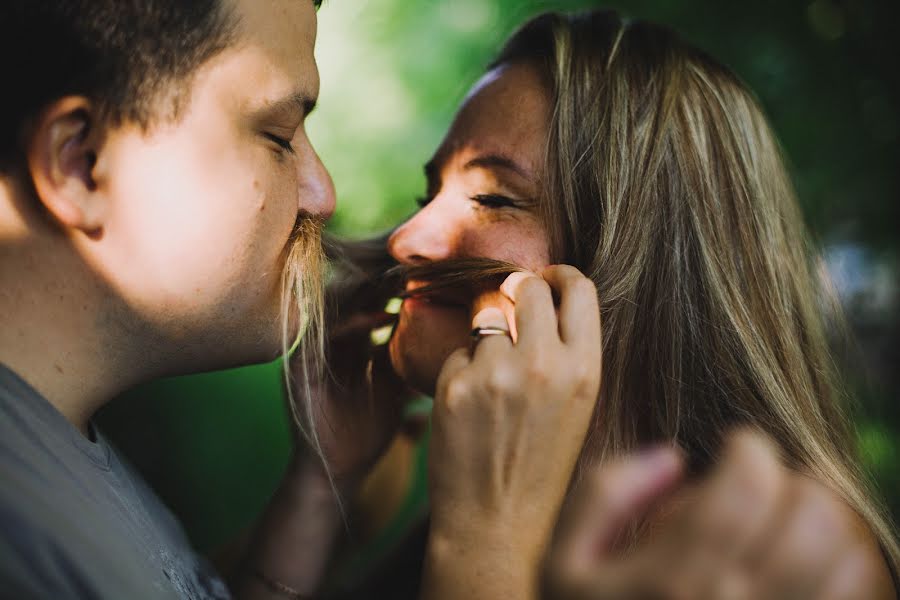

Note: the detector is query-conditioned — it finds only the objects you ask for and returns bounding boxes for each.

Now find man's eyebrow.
[254,91,318,121]
[463,154,533,181]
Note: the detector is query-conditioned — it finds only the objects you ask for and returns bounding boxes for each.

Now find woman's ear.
[25,97,107,235]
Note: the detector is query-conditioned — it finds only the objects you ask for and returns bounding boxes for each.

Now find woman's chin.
[388,298,471,396]
[389,327,467,398]
[389,335,439,397]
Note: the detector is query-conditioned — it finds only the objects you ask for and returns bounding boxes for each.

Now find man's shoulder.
[0,376,229,598]
[0,429,231,600]
[0,501,78,599]
[0,488,158,599]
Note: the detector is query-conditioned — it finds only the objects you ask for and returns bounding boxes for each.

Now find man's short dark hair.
[0,1,238,171]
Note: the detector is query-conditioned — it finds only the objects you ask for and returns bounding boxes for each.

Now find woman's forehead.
[430,63,551,179]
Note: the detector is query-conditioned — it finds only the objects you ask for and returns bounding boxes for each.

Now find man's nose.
[387,202,455,265]
[298,141,336,220]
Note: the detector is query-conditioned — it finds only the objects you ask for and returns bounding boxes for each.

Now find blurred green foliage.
[99,0,900,554]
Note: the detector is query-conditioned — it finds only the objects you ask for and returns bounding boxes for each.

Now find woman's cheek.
[465,220,551,272]
[389,304,470,396]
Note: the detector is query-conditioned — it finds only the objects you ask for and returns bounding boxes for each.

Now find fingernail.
[472,306,507,328]
[500,271,532,299]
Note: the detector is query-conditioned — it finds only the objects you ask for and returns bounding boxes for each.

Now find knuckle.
[520,275,550,296]
[522,361,550,386]
[544,264,577,279]
[570,275,598,297]
[570,362,594,389]
[485,364,518,396]
[565,369,599,404]
[443,377,471,404]
[435,393,458,415]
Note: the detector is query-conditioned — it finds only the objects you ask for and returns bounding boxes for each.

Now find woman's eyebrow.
[424,153,535,185]
[463,154,534,182]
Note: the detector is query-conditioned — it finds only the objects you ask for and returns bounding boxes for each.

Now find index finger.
[499,271,560,350]
[540,265,601,353]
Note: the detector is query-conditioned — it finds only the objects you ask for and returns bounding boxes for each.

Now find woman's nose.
[388,202,456,265]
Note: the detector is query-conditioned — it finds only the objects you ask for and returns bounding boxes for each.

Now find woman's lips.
[403,281,468,310]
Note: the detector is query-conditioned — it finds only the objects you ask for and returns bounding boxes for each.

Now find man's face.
[91,0,333,371]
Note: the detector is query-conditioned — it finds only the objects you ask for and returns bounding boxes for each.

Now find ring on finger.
[470,327,512,352]
[471,326,511,341]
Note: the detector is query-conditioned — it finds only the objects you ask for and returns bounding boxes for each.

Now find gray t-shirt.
[0,364,231,599]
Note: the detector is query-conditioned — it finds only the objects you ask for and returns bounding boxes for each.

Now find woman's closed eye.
[414,193,524,210]
[470,193,520,209]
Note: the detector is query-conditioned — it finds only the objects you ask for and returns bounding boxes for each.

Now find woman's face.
[387,62,553,395]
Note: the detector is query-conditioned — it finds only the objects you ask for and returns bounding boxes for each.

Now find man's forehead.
[231,0,318,62]
[227,0,320,103]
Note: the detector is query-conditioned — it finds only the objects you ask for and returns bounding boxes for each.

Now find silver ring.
[470,326,511,340]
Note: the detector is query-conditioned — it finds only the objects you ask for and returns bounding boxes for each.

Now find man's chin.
[231,311,294,365]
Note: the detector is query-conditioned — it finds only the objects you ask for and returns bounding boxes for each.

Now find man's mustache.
[281,213,327,340]
[287,213,326,248]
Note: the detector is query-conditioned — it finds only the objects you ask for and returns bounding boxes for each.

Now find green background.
[99,0,900,555]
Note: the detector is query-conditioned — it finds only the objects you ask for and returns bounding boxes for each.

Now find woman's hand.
[235,310,413,600]
[548,430,896,600]
[423,265,603,600]
[287,308,411,492]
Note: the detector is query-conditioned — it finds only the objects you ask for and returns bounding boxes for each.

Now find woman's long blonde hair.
[482,8,899,574]
[318,7,898,575]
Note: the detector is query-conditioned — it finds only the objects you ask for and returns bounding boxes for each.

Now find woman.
[295,8,899,598]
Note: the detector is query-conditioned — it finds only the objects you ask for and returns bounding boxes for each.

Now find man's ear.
[26,97,107,235]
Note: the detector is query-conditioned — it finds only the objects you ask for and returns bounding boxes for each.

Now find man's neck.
[1,181,147,436]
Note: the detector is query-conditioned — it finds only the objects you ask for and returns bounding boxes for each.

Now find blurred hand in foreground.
[548,430,895,600]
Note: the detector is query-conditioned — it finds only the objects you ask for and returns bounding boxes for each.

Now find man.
[0,1,605,598]
[0,0,338,597]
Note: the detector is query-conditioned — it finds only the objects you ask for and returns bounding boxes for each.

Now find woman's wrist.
[237,452,348,598]
[285,446,363,502]
[423,522,542,600]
